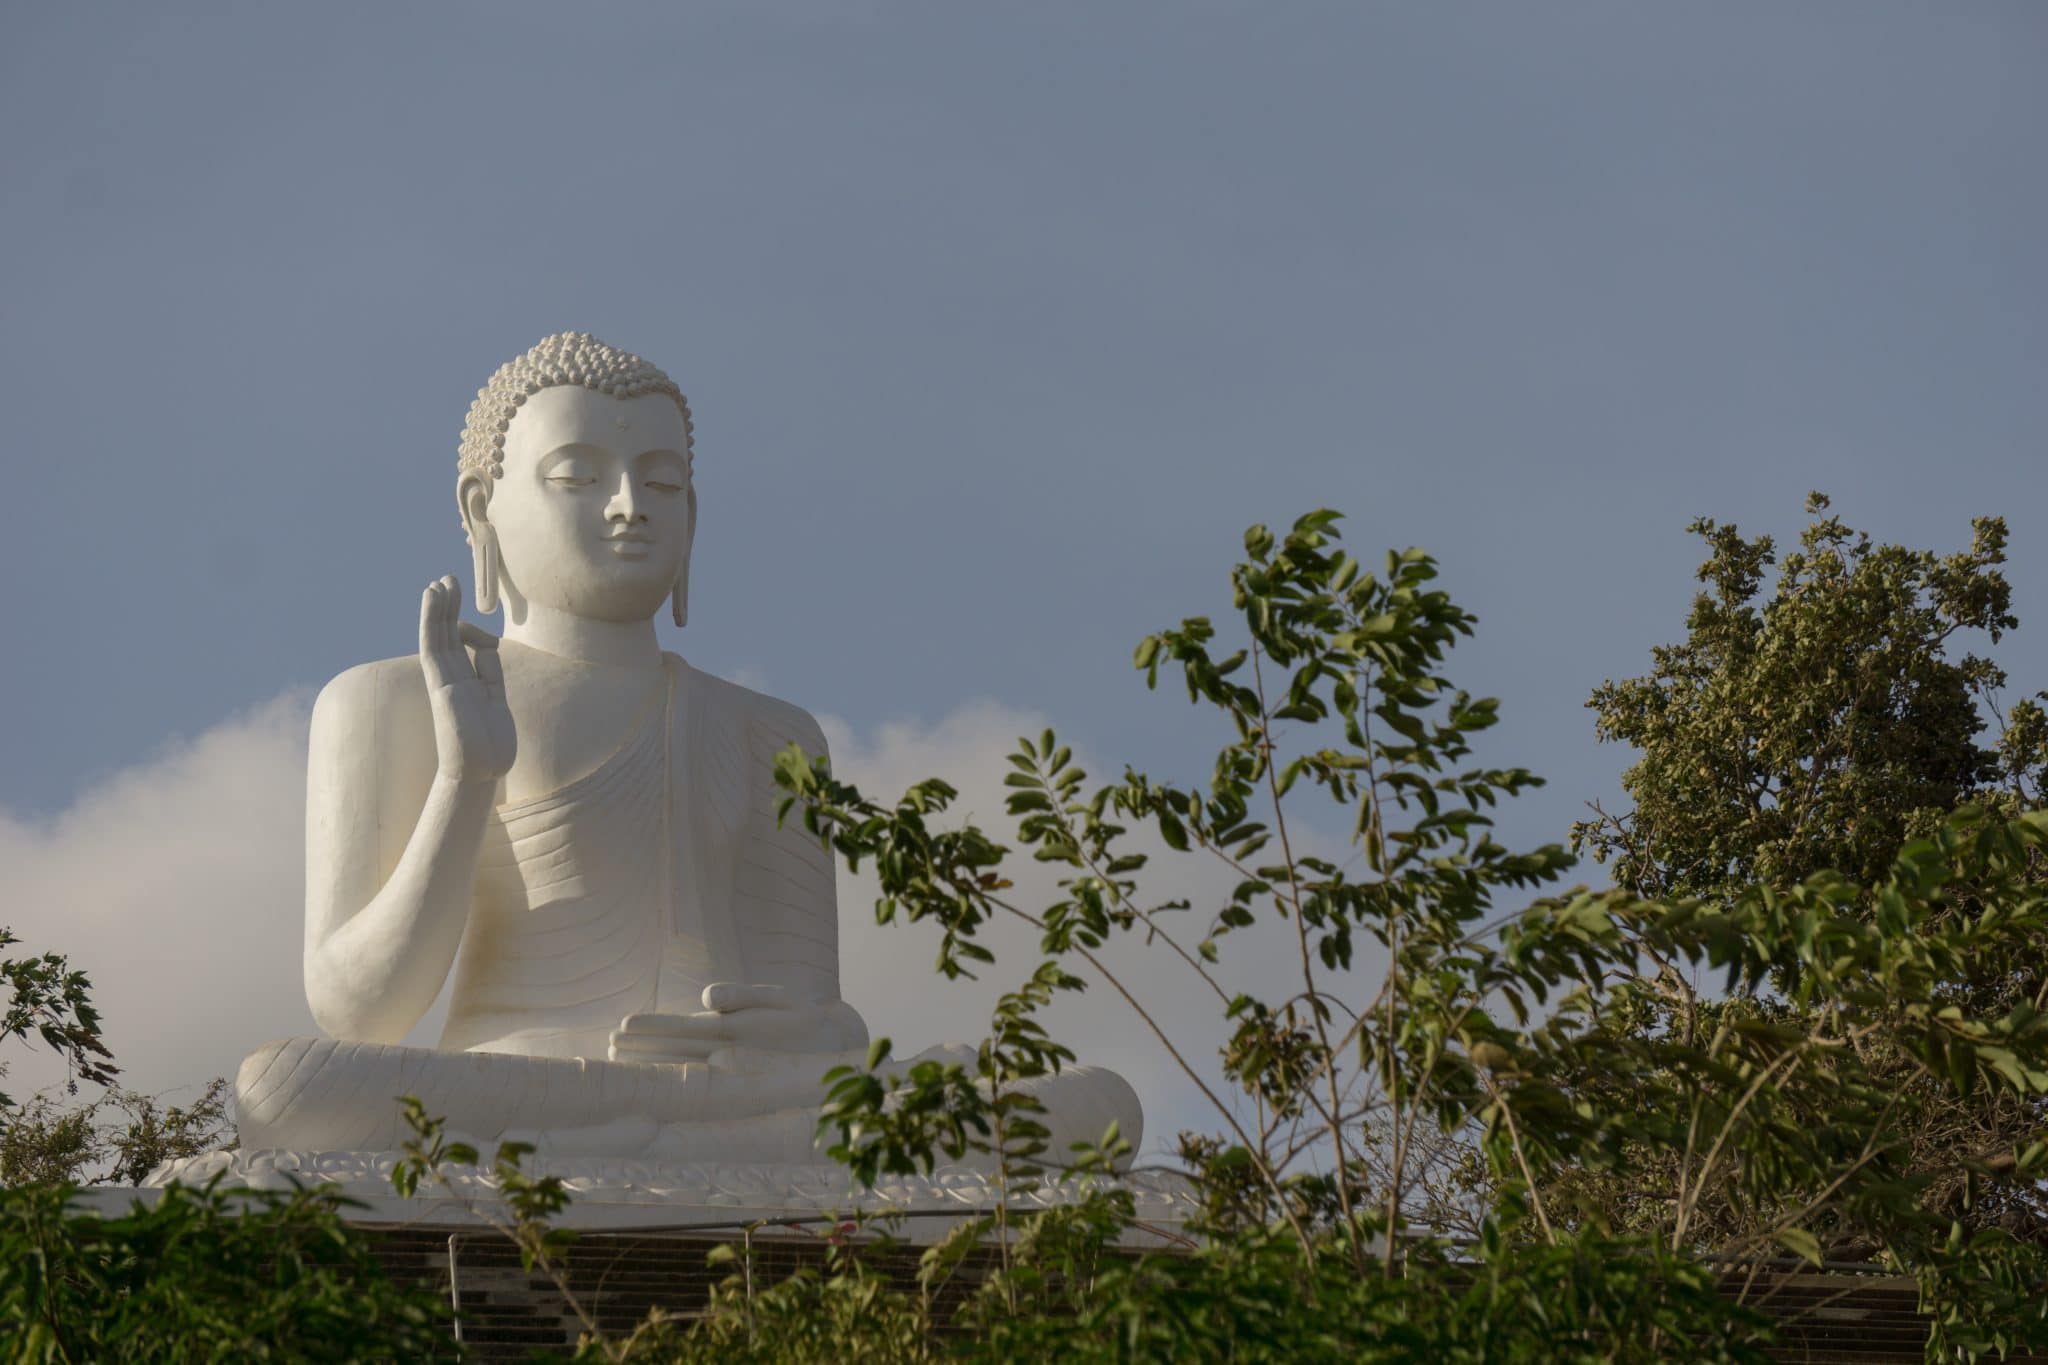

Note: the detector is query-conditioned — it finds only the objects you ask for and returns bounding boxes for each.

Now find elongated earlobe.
[672,484,694,628]
[458,473,500,616]
[473,529,501,615]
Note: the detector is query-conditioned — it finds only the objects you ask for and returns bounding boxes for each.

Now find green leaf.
[1773,1225,1823,1266]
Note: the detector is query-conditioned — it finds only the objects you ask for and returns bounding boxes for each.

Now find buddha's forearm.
[306,775,497,1042]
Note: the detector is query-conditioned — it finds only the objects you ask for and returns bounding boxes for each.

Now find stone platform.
[140,1147,1203,1242]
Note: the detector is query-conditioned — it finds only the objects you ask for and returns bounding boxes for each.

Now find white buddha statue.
[231,334,1139,1169]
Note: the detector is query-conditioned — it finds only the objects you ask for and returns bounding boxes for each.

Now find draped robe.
[237,656,1141,1164]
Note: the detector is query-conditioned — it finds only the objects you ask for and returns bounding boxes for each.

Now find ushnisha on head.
[457,333,697,628]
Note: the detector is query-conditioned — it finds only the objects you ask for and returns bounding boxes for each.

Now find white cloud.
[0,688,1377,1168]
[0,693,319,1106]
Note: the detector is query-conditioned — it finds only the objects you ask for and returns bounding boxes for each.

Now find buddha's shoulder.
[305,658,435,793]
[674,656,829,755]
[311,655,430,728]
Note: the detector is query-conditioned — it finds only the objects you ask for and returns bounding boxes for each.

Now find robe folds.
[240,656,1144,1165]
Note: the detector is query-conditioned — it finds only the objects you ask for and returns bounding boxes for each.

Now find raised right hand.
[419,575,516,784]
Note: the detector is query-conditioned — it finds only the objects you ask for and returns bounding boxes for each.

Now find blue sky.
[2,3,2044,1149]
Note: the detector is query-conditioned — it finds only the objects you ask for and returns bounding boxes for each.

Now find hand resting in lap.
[609,983,867,1065]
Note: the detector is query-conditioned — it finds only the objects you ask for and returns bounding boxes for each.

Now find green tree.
[757,508,2048,1362]
[1575,491,2045,897]
[1,936,444,1359]
[4,923,233,1190]
[0,929,116,1112]
[1560,496,2048,1252]
[0,1079,234,1187]
[0,1178,450,1361]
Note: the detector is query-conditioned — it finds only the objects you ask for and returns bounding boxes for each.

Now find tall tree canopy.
[1577,493,2045,901]
[1556,496,2048,1256]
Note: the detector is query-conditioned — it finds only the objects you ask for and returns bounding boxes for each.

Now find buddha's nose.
[605,474,649,524]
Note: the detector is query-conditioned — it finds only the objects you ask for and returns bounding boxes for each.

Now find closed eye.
[539,444,608,487]
[645,480,684,494]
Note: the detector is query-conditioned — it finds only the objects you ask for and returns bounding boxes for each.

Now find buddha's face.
[462,385,694,624]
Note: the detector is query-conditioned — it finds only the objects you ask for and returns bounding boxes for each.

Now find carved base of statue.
[230,1035,1143,1168]
[163,1032,1156,1232]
